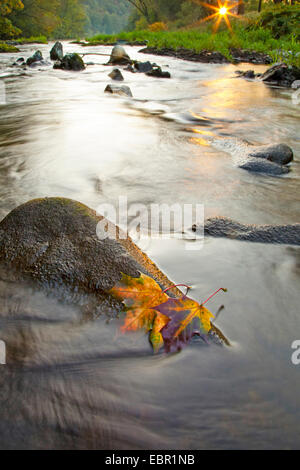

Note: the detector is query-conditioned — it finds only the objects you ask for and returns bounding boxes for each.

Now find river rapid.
[0,42,299,450]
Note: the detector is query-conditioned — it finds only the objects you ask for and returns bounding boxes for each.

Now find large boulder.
[54,53,85,71]
[107,45,131,65]
[50,41,63,61]
[0,198,178,295]
[0,198,229,345]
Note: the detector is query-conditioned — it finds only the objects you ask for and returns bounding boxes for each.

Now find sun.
[196,1,242,32]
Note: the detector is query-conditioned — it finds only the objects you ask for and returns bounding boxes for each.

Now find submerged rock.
[104,84,132,97]
[146,66,171,79]
[53,53,85,71]
[108,68,124,81]
[247,143,293,166]
[213,138,293,175]
[26,50,43,66]
[260,63,300,87]
[50,41,63,61]
[134,61,153,73]
[192,217,300,246]
[236,63,300,88]
[107,45,131,66]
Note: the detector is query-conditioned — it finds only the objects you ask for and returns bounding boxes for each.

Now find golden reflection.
[191,128,214,137]
[190,137,210,146]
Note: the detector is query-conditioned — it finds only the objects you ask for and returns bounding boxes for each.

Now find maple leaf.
[109,273,170,351]
[154,294,223,353]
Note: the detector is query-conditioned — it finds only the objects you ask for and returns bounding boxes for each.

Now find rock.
[212,138,293,175]
[108,68,124,81]
[247,143,293,166]
[134,61,153,73]
[53,53,85,71]
[239,159,290,175]
[235,69,255,79]
[26,50,43,66]
[50,41,63,61]
[107,45,131,65]
[104,84,132,97]
[291,80,300,90]
[259,63,300,87]
[0,198,177,294]
[146,66,171,79]
[0,198,229,345]
[192,217,300,246]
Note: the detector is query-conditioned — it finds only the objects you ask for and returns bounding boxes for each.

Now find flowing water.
[0,42,299,450]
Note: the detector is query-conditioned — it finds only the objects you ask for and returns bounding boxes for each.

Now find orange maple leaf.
[109,273,170,350]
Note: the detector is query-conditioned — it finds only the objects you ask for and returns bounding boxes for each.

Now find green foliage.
[54,0,86,38]
[14,34,47,43]
[248,3,300,39]
[9,0,61,37]
[87,27,300,67]
[83,0,131,35]
[0,0,23,39]
[0,41,20,51]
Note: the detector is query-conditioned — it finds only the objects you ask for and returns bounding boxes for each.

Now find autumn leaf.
[109,273,170,350]
[154,296,216,353]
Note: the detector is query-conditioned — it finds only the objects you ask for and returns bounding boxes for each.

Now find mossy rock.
[0,198,178,294]
[0,198,229,344]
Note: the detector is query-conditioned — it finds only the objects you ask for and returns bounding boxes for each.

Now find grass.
[13,36,48,44]
[0,43,20,53]
[86,26,300,67]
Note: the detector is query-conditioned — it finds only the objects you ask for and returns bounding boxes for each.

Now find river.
[0,42,299,450]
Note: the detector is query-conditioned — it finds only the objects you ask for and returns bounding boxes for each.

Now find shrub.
[249,4,300,39]
[148,22,168,32]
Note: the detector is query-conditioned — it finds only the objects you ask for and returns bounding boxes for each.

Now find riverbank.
[85,29,300,67]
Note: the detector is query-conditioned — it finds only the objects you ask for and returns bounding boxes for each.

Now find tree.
[54,0,86,38]
[126,0,152,22]
[0,0,24,38]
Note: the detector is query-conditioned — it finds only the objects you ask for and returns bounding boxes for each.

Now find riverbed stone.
[134,61,153,73]
[0,198,181,301]
[107,45,131,65]
[105,84,132,97]
[259,63,300,87]
[146,66,171,79]
[50,41,63,61]
[26,50,43,66]
[53,53,85,71]
[108,68,124,81]
[247,143,293,166]
[192,217,300,245]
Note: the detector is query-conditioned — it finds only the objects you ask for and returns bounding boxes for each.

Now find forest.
[0,0,131,39]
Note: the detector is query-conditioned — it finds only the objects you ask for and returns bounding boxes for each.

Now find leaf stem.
[202,288,227,306]
[162,284,191,296]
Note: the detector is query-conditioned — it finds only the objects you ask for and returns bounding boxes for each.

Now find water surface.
[0,42,299,450]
